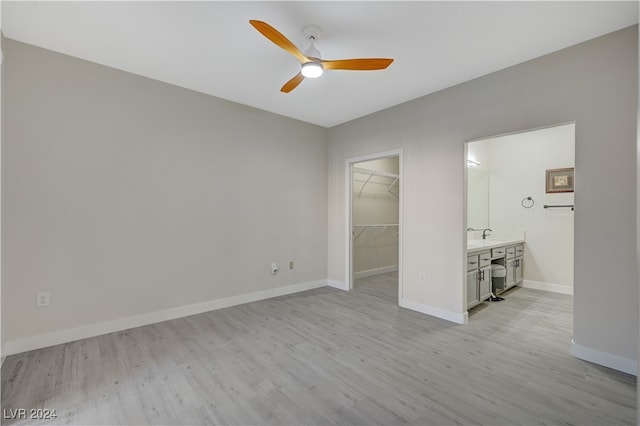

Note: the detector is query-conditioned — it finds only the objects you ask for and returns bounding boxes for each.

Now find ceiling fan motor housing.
[303,24,323,42]
[302,25,323,58]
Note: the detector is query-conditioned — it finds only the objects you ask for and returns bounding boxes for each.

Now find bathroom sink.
[467,240,484,248]
[467,239,510,250]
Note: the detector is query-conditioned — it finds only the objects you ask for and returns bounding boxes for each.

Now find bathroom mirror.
[467,167,489,229]
[467,141,490,230]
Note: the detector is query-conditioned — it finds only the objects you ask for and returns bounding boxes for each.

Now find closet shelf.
[353,224,399,228]
[352,167,399,180]
[353,167,399,198]
[352,224,399,241]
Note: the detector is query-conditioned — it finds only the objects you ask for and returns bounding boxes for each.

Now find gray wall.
[0,10,3,370]
[328,26,638,367]
[2,39,328,346]
[637,7,639,420]
[3,26,638,373]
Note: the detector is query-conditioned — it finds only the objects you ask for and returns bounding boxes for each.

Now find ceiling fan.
[249,20,394,93]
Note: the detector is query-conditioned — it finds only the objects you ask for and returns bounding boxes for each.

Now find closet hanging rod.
[353,178,399,185]
[352,167,399,179]
[353,224,399,241]
[353,224,399,228]
[544,204,574,210]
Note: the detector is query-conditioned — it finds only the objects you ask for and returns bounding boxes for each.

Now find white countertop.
[467,239,524,254]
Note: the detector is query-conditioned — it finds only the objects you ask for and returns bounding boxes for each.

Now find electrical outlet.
[36,292,50,307]
[419,273,426,283]
[289,261,294,270]
[271,263,279,275]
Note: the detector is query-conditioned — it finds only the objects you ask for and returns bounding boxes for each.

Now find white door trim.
[345,149,403,302]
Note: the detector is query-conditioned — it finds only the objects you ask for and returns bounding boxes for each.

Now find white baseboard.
[571,340,637,376]
[522,280,573,295]
[399,298,468,324]
[353,265,398,280]
[2,279,328,357]
[327,279,348,291]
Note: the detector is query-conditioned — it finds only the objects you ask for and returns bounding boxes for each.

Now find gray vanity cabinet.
[466,270,479,309]
[505,259,516,289]
[478,266,491,302]
[478,252,492,302]
[467,240,524,310]
[467,251,492,309]
[514,244,524,285]
[503,244,525,290]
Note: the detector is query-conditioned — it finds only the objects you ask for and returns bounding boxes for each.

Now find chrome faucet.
[482,228,492,240]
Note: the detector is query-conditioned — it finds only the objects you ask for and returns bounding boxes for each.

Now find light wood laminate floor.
[2,278,636,425]
[354,272,399,303]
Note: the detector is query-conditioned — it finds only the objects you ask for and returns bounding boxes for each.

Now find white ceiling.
[2,1,638,128]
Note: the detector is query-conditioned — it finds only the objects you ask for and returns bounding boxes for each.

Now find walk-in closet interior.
[352,157,400,303]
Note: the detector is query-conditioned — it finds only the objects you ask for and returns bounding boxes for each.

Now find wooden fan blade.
[249,20,308,63]
[280,72,305,93]
[319,58,394,71]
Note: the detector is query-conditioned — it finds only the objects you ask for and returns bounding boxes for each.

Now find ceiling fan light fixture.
[249,20,393,92]
[301,62,323,78]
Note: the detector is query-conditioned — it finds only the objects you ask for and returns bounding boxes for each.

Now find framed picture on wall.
[546,168,574,193]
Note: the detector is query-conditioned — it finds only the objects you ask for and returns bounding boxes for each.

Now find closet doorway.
[348,152,402,304]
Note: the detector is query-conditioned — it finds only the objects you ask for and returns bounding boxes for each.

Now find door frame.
[464,122,576,310]
[345,149,404,302]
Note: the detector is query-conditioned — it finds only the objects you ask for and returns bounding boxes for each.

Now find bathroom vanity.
[466,239,524,310]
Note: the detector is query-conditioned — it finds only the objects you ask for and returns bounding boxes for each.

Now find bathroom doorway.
[348,151,402,304]
[465,123,575,308]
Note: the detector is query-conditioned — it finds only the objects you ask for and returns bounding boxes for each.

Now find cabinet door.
[467,271,479,309]
[478,266,492,301]
[514,257,523,284]
[505,259,515,289]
